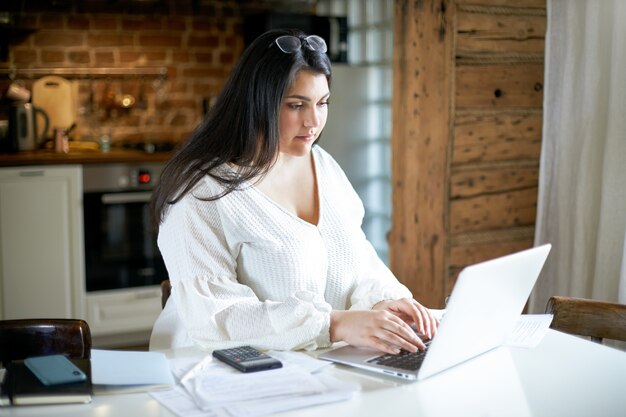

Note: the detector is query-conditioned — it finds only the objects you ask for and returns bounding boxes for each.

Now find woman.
[150,29,438,355]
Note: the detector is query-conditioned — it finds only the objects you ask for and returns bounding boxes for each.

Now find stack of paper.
[151,351,359,417]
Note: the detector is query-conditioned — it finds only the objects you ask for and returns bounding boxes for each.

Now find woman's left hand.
[373,298,439,340]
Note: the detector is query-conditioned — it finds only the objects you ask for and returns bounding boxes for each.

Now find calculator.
[212,346,283,373]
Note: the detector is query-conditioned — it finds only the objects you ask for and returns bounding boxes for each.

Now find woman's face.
[278,70,330,157]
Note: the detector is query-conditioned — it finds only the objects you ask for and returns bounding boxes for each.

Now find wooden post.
[390,0,453,308]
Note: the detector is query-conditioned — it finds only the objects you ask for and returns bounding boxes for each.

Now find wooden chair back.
[0,318,91,366]
[545,296,626,343]
[161,279,172,309]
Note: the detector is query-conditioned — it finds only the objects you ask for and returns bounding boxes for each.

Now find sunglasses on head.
[273,35,328,54]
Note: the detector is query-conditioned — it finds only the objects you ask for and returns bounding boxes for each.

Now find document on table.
[431,310,552,348]
[505,314,554,348]
[151,350,359,417]
[184,367,328,406]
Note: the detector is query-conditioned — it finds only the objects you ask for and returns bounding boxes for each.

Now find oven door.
[83,190,166,292]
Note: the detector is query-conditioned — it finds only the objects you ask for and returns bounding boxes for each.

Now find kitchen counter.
[0,148,175,167]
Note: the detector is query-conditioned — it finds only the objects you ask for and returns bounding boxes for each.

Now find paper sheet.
[505,314,554,348]
[151,386,230,417]
[183,367,328,407]
[431,310,553,348]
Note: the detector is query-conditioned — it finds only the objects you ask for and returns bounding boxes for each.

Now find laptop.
[319,244,551,381]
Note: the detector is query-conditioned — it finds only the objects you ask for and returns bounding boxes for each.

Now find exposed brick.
[170,2,195,15]
[95,51,115,64]
[170,113,189,126]
[193,83,216,95]
[163,66,178,78]
[194,4,218,16]
[224,35,237,48]
[219,51,234,64]
[39,15,65,29]
[68,16,90,30]
[182,67,226,78]
[138,34,182,48]
[166,18,188,31]
[192,18,212,31]
[17,1,71,13]
[173,52,191,63]
[172,130,192,141]
[168,81,188,94]
[68,51,90,64]
[88,33,134,47]
[34,31,83,47]
[92,17,119,30]
[119,51,142,63]
[41,50,65,63]
[222,5,236,18]
[116,114,142,127]
[188,35,219,48]
[143,114,166,125]
[19,16,38,27]
[215,21,226,32]
[144,51,167,62]
[195,52,214,63]
[164,97,197,108]
[5,2,242,145]
[13,50,37,65]
[122,17,163,31]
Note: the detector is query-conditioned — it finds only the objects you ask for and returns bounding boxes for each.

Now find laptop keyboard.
[367,340,432,371]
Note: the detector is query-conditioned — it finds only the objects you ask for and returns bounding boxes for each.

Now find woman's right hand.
[329,309,426,355]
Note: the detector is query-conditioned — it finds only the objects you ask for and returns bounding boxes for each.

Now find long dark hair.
[151,28,332,228]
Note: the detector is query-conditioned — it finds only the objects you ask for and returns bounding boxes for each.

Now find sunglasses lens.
[306,36,327,53]
[275,36,302,53]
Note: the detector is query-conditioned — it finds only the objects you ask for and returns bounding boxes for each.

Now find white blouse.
[153,146,412,351]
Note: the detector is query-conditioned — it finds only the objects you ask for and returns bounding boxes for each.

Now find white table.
[2,330,625,417]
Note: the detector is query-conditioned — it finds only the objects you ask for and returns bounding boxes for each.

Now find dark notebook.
[7,358,92,405]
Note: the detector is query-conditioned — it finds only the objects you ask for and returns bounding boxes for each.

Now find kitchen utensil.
[54,126,69,154]
[136,78,147,110]
[152,76,169,107]
[32,75,76,139]
[100,78,122,120]
[4,103,49,151]
[0,120,7,141]
[4,81,31,102]
[78,79,95,117]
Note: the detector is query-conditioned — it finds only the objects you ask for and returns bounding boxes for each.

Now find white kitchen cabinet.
[0,165,85,320]
[86,286,162,346]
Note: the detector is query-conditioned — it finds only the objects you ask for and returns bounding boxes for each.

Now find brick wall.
[1,0,245,145]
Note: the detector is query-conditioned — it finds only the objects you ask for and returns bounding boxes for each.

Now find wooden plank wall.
[390,0,546,308]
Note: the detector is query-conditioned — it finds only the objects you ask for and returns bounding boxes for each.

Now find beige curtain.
[529,0,626,313]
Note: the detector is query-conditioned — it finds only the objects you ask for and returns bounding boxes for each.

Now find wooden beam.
[390,0,453,308]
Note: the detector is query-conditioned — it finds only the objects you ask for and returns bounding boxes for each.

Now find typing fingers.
[380,315,426,352]
[408,300,439,339]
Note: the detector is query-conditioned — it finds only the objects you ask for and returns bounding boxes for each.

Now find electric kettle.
[3,103,49,152]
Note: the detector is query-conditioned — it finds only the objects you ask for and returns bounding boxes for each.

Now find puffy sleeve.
[158,180,332,352]
[348,234,413,310]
